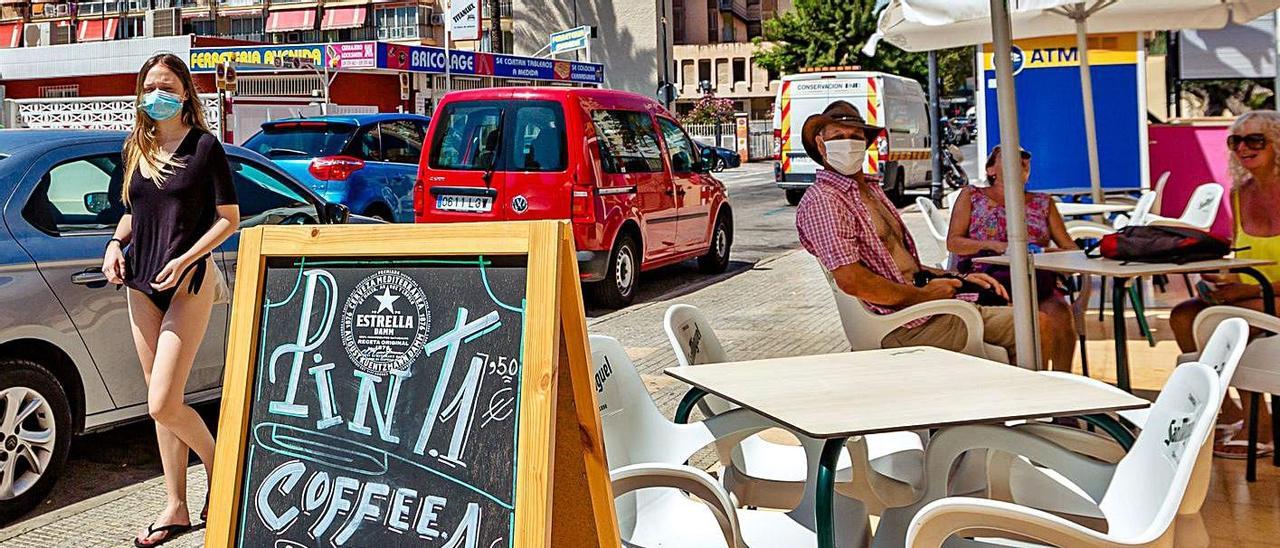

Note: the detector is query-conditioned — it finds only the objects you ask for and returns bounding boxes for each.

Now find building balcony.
[716,0,758,22]
[498,0,509,17]
[675,41,780,100]
[29,1,73,19]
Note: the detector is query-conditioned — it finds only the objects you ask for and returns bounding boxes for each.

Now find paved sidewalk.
[0,247,848,547]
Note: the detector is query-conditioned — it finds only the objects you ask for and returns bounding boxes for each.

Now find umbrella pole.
[990,0,1041,369]
[1073,10,1105,205]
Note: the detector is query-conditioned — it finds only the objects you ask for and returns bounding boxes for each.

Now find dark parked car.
[0,130,371,523]
[242,113,430,222]
[700,144,742,172]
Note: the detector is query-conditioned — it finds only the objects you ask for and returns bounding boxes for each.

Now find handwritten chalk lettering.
[414,308,501,459]
[255,461,486,546]
[268,269,339,418]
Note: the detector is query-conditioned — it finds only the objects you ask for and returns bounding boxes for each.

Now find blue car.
[242,113,431,222]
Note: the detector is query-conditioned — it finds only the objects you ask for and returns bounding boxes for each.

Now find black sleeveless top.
[124,128,237,295]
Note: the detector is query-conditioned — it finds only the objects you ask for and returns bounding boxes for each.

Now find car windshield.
[243,122,356,158]
[428,100,566,172]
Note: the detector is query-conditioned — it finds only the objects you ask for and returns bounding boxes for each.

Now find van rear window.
[428,100,566,172]
[590,110,664,174]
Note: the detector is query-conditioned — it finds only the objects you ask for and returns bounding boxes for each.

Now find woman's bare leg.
[1038,297,1076,373]
[128,268,217,543]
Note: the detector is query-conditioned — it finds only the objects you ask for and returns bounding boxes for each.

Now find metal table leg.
[1080,414,1136,449]
[674,387,707,425]
[1248,393,1260,482]
[816,437,847,548]
[1112,276,1132,393]
[1234,267,1275,478]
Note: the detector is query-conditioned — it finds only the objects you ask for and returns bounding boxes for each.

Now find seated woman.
[945,145,1079,372]
[1170,110,1280,458]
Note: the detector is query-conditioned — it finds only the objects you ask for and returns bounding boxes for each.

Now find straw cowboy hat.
[801,101,885,164]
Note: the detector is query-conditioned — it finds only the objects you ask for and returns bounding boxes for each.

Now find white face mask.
[824,138,866,176]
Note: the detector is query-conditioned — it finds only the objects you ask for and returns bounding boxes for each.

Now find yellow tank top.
[1232,191,1280,285]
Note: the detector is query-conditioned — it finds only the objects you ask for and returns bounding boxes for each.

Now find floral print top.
[959,188,1053,272]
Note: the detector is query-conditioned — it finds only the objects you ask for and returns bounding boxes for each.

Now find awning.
[266,9,316,32]
[0,23,21,49]
[76,18,118,42]
[320,6,366,30]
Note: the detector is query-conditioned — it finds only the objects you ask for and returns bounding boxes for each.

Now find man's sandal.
[133,522,193,547]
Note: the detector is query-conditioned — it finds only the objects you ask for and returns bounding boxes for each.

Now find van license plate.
[436,195,493,213]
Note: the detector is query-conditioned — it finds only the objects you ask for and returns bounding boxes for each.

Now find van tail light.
[309,156,365,181]
[413,177,426,218]
[773,129,783,160]
[571,184,596,224]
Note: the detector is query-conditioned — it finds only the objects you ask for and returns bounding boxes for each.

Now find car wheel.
[0,359,71,525]
[588,234,639,308]
[698,214,733,274]
[785,189,805,206]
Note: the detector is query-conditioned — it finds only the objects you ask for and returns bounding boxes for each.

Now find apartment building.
[672,0,789,118]
[0,0,514,55]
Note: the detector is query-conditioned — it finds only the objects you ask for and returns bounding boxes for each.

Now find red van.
[416,88,733,307]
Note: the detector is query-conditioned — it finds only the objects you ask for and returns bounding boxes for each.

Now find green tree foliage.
[753,0,973,94]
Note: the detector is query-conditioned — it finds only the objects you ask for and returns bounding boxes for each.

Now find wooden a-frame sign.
[206,221,620,548]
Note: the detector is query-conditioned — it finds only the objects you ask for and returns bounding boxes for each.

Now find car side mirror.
[323,202,351,224]
[84,192,109,215]
[697,148,717,173]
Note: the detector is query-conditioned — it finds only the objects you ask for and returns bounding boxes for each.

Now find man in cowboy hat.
[794,101,1022,360]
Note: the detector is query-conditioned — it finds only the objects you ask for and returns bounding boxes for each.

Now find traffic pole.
[928,50,943,205]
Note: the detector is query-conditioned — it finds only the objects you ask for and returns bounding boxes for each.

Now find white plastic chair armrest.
[611,462,743,548]
[923,425,1114,505]
[1065,221,1114,241]
[876,299,989,358]
[907,497,1123,547]
[700,407,789,471]
[1145,216,1198,229]
[1194,305,1280,342]
[1007,423,1126,464]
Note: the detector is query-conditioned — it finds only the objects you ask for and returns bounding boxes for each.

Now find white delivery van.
[773,69,931,205]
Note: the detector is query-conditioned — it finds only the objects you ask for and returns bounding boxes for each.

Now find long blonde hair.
[1228,110,1280,185]
[122,53,211,205]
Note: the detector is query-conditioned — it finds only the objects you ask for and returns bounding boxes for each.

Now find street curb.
[0,465,198,542]
[586,248,801,328]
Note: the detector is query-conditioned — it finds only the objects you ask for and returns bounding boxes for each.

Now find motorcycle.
[941,144,969,189]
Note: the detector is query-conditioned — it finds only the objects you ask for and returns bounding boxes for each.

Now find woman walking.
[100,53,238,547]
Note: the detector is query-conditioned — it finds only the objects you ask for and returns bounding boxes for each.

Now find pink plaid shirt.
[796,169,929,328]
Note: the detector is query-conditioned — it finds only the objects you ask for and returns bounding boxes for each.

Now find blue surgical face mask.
[140,89,183,121]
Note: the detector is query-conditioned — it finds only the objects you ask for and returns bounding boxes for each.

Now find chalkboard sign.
[208,222,619,548]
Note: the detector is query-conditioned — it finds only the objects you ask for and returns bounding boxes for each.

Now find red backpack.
[1095,225,1232,264]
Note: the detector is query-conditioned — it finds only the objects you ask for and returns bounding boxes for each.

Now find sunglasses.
[1228,133,1268,151]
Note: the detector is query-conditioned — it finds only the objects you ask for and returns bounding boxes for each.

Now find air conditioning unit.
[429,13,444,25]
[23,23,47,47]
[145,7,179,37]
[49,21,72,44]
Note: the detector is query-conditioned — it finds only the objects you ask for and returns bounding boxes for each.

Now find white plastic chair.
[943,190,962,209]
[592,335,870,547]
[824,268,1009,363]
[985,318,1248,525]
[901,363,1222,547]
[916,196,952,269]
[1149,171,1171,215]
[663,304,924,514]
[1146,182,1224,231]
[1180,305,1280,481]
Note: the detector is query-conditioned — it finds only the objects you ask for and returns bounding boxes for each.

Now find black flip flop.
[133,522,193,548]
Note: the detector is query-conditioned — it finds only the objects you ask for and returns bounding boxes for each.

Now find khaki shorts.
[881,305,1017,361]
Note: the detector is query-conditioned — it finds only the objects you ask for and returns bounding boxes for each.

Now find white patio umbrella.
[867,0,1280,369]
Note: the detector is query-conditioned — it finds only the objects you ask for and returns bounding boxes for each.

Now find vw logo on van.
[512,195,529,213]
